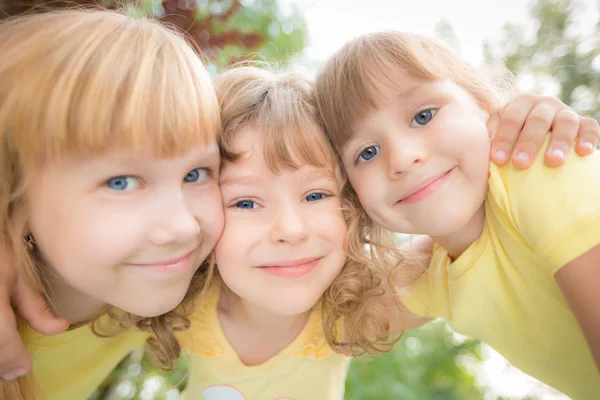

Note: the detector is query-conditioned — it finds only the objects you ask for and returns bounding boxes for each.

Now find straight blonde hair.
[0,9,220,399]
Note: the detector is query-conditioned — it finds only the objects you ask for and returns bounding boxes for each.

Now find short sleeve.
[488,142,600,274]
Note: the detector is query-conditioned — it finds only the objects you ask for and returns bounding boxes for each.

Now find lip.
[396,168,455,205]
[257,256,322,278]
[128,251,194,274]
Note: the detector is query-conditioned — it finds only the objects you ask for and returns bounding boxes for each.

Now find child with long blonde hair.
[316,31,600,398]
[0,9,223,399]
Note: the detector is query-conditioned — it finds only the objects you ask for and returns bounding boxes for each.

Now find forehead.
[219,127,336,183]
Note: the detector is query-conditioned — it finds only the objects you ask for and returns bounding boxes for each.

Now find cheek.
[313,206,347,249]
[213,215,252,267]
[190,186,225,246]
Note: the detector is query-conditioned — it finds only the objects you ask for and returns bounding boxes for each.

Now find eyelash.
[229,191,330,211]
[354,108,438,164]
[104,167,213,193]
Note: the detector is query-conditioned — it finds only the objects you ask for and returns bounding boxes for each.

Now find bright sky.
[286,0,597,68]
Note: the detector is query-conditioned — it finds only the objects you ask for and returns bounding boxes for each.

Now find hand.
[0,243,69,380]
[488,94,600,168]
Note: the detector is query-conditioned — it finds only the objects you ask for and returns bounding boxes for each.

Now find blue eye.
[184,168,208,183]
[412,109,437,127]
[106,176,140,191]
[305,192,326,202]
[357,145,380,163]
[234,200,256,209]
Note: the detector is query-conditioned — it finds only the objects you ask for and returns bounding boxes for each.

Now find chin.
[270,296,320,317]
[123,291,187,318]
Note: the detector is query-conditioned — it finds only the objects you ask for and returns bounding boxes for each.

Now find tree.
[484,0,600,120]
[0,0,307,70]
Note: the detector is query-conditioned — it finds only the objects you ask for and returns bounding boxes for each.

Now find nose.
[386,135,429,179]
[268,202,309,246]
[149,192,201,246]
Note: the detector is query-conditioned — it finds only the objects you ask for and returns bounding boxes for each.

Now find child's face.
[215,127,347,316]
[27,142,224,317]
[340,75,491,237]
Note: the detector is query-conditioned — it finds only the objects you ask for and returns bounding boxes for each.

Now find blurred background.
[2,0,597,398]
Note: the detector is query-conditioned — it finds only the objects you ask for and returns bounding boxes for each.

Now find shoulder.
[178,278,226,357]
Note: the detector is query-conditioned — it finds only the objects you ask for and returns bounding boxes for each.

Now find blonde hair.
[214,65,395,355]
[314,31,511,352]
[0,9,219,399]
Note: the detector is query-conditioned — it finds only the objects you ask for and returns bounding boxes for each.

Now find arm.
[0,243,68,380]
[555,245,600,371]
[489,94,599,168]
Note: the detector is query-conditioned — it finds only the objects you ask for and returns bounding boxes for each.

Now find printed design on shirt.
[202,385,246,400]
[202,386,297,400]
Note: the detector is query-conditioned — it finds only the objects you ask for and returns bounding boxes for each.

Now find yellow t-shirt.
[26,317,149,399]
[178,279,351,400]
[404,146,600,399]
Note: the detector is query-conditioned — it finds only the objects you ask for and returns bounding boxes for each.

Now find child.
[176,66,356,399]
[315,31,600,398]
[0,9,223,399]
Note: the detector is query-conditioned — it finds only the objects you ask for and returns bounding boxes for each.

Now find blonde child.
[0,9,223,399]
[175,66,359,399]
[315,31,600,398]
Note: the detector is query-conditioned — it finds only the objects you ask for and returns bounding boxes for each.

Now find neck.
[44,268,107,326]
[431,203,486,260]
[219,284,310,338]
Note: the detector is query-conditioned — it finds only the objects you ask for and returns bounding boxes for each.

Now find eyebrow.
[219,174,264,187]
[219,167,335,187]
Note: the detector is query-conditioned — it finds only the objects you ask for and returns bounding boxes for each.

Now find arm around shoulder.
[555,244,600,372]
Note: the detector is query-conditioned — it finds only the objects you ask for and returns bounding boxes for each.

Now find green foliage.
[484,0,600,119]
[345,320,484,400]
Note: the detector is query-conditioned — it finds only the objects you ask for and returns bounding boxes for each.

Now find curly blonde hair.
[0,9,219,399]
[314,30,511,353]
[213,65,402,356]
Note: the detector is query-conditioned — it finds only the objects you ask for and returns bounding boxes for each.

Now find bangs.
[1,11,219,167]
[259,116,334,174]
[218,67,336,174]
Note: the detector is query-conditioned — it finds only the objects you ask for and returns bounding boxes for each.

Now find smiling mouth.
[397,168,455,205]
[257,257,323,278]
[128,250,195,274]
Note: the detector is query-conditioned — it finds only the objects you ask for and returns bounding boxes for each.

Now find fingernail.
[515,152,530,164]
[2,368,27,380]
[494,150,508,162]
[548,148,566,159]
[582,141,595,150]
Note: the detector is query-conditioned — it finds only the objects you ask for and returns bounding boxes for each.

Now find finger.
[0,302,31,379]
[14,279,69,336]
[575,117,600,156]
[510,102,557,169]
[544,108,580,167]
[491,94,537,166]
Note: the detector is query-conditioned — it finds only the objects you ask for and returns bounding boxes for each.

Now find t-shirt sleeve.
[400,245,452,319]
[489,141,600,274]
